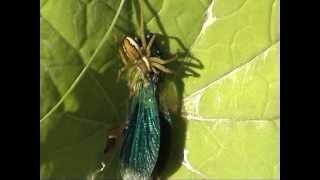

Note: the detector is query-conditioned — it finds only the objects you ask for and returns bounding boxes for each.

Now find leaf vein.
[183,40,279,100]
[40,0,127,123]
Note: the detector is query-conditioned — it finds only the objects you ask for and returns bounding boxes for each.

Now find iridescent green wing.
[120,79,160,180]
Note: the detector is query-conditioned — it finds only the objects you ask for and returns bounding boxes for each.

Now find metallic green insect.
[120,75,161,180]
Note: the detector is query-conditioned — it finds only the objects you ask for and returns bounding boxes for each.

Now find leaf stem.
[40,0,127,123]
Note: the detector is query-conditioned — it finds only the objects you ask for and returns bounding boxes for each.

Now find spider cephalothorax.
[120,35,173,72]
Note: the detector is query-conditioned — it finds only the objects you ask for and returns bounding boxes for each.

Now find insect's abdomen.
[120,80,160,180]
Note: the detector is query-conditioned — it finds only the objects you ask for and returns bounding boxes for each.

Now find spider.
[117,0,176,92]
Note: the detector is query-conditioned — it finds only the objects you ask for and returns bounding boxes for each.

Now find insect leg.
[104,135,117,154]
[103,125,126,168]
[104,126,123,154]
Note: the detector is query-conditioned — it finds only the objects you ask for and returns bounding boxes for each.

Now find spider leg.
[146,34,156,57]
[139,0,147,50]
[149,56,176,64]
[104,126,123,154]
[151,62,174,74]
[117,66,128,81]
[151,66,159,74]
[117,61,142,82]
[166,53,178,61]
[117,48,131,81]
[118,48,128,66]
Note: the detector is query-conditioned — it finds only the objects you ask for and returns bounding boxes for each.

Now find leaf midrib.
[40,0,126,123]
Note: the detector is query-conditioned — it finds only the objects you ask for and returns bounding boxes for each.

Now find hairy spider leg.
[139,0,147,51]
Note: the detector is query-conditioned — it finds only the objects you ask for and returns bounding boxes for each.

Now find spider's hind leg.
[149,56,176,65]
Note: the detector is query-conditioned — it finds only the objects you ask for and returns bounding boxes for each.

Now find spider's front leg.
[119,47,129,66]
[146,34,156,57]
[151,62,174,74]
[139,0,147,50]
[117,48,130,81]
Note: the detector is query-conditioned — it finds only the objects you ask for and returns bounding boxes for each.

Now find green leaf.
[40,0,279,179]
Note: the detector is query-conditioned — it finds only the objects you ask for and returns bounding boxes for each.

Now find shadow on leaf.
[137,0,204,179]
